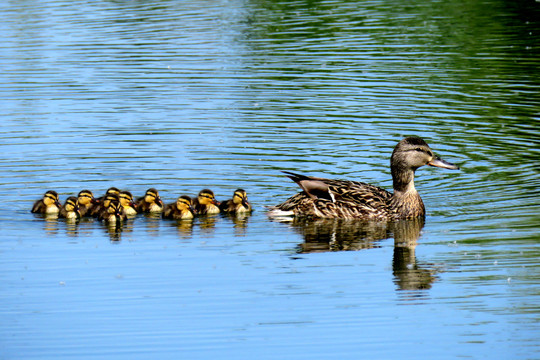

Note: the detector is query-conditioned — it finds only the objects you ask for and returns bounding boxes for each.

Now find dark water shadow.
[278,217,438,291]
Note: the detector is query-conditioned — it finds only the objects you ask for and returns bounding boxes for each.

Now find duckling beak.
[189,205,197,214]
[428,156,460,170]
[212,199,220,206]
[156,197,163,207]
[91,198,99,204]
[55,200,62,208]
[242,198,250,207]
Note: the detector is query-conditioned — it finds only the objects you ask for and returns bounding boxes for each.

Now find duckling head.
[107,199,123,218]
[176,195,195,213]
[103,194,120,208]
[119,191,137,209]
[64,196,79,213]
[198,189,219,206]
[105,187,121,196]
[232,189,249,207]
[43,190,61,208]
[77,190,96,206]
[144,188,162,206]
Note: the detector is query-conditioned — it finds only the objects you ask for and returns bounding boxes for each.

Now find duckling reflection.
[287,217,436,290]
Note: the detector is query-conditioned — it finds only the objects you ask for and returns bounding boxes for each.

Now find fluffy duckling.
[95,187,120,203]
[59,196,81,221]
[118,191,138,217]
[219,189,252,214]
[163,195,196,220]
[98,199,126,224]
[31,190,62,215]
[90,193,119,218]
[77,189,98,217]
[136,188,163,213]
[193,189,220,215]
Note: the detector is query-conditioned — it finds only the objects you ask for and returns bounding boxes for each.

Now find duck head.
[43,190,61,208]
[232,189,250,208]
[176,195,196,214]
[198,189,219,206]
[391,137,459,192]
[144,188,163,207]
[77,189,97,206]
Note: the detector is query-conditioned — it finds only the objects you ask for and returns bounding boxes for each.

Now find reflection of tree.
[280,217,437,290]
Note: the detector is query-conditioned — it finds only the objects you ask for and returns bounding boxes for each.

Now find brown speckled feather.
[275,178,393,220]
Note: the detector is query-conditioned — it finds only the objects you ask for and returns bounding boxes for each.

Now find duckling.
[219,189,252,214]
[193,189,220,215]
[136,188,163,213]
[31,190,62,215]
[118,191,138,217]
[95,187,120,203]
[76,189,98,217]
[90,193,119,218]
[268,136,459,220]
[97,199,126,224]
[163,195,196,220]
[59,196,81,221]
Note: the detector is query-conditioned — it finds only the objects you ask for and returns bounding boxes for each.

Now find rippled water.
[1,0,539,359]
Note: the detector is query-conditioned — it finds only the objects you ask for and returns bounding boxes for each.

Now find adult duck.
[267,137,459,220]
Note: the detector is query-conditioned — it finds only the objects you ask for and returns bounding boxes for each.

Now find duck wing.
[277,171,393,219]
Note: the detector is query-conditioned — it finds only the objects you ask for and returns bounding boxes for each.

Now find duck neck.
[391,166,425,218]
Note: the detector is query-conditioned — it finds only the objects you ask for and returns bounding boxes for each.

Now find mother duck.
[268,136,459,220]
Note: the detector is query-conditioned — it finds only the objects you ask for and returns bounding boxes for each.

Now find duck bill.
[91,198,99,204]
[242,199,250,208]
[212,199,220,206]
[428,156,460,170]
[189,205,197,215]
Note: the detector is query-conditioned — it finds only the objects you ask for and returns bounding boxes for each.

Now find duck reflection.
[284,217,436,291]
[221,212,251,236]
[170,219,195,239]
[103,222,123,242]
[292,218,389,252]
[392,218,437,291]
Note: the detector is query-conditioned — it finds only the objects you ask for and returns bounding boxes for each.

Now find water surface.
[0,0,539,359]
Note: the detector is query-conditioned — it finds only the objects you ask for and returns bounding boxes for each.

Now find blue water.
[0,0,539,359]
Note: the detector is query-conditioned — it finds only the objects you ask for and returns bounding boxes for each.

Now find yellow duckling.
[59,196,81,221]
[97,199,126,224]
[76,189,98,217]
[193,189,220,215]
[96,187,120,202]
[136,188,163,213]
[90,193,119,218]
[118,191,138,217]
[163,195,196,220]
[219,189,252,214]
[31,190,62,215]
